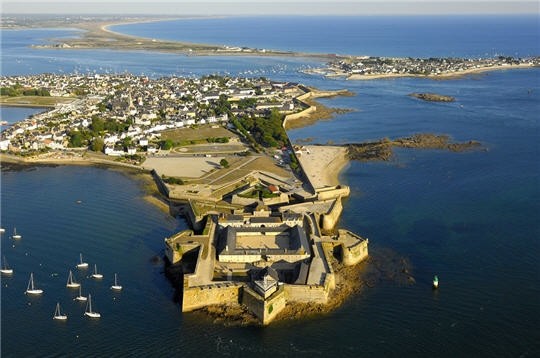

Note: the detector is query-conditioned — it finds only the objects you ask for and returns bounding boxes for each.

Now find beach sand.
[296,145,349,189]
[347,63,535,80]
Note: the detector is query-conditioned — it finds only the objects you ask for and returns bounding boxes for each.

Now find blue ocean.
[1,16,539,357]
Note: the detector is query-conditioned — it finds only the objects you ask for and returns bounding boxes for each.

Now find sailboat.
[84,294,101,318]
[74,285,87,301]
[76,253,88,269]
[66,270,80,288]
[53,302,68,320]
[91,264,103,279]
[12,227,21,239]
[25,273,43,295]
[1,256,13,275]
[111,273,122,291]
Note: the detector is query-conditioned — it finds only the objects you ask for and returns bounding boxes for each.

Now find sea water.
[1,16,539,357]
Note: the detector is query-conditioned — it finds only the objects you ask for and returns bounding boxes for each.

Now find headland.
[1,70,482,326]
[0,72,369,325]
[306,55,540,80]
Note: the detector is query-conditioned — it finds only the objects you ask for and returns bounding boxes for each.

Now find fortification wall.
[262,193,290,206]
[242,286,286,325]
[182,283,241,312]
[342,238,369,266]
[321,197,343,232]
[151,169,170,197]
[184,200,205,232]
[283,105,316,125]
[284,283,328,303]
[317,185,350,200]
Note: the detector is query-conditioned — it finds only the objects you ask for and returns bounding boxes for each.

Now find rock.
[409,92,455,102]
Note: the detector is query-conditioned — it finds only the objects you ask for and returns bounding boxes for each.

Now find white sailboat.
[91,264,103,279]
[25,273,43,295]
[12,227,21,239]
[111,273,122,291]
[53,302,68,320]
[66,270,80,288]
[74,285,87,301]
[76,253,88,269]
[84,294,101,318]
[1,256,13,275]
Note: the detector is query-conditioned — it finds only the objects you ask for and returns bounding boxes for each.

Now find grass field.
[0,96,76,107]
[161,126,239,142]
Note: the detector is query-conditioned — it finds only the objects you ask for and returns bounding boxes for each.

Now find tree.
[220,158,229,168]
[122,136,133,150]
[91,137,105,152]
[160,139,174,150]
[68,131,84,148]
[90,116,105,134]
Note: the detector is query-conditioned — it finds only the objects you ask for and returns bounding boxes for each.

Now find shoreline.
[25,17,335,60]
[346,63,536,80]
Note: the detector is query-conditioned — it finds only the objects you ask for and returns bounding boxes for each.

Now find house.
[0,139,10,151]
[139,138,149,146]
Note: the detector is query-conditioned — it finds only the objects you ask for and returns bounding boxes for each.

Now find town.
[0,73,303,156]
[306,55,540,79]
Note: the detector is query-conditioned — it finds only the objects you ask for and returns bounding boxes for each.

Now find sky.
[1,1,538,15]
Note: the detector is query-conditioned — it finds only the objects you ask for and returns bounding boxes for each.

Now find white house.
[139,138,149,146]
[0,139,10,151]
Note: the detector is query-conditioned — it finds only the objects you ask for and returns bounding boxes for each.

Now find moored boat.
[1,256,13,275]
[12,228,21,240]
[84,294,101,318]
[66,270,80,288]
[91,264,103,279]
[111,273,122,291]
[76,253,88,269]
[433,275,439,289]
[25,272,43,295]
[53,302,68,320]
[74,285,87,301]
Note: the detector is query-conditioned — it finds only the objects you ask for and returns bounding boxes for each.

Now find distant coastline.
[25,17,336,60]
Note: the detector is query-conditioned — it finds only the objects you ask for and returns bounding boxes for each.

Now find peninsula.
[2,15,333,59]
[1,73,367,325]
[306,55,540,80]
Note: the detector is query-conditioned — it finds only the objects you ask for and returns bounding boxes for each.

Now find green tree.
[91,137,105,152]
[90,116,105,134]
[160,139,174,150]
[122,136,133,150]
[220,158,229,168]
[68,131,84,148]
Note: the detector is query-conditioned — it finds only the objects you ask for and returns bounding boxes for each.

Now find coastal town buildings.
[0,74,303,156]
[306,55,540,78]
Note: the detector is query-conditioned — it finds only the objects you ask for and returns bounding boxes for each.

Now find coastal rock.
[346,133,481,162]
[409,92,455,102]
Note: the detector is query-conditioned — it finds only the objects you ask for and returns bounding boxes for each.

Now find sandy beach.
[347,63,535,80]
[296,145,349,188]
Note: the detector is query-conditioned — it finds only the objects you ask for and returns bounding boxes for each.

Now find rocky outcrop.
[409,92,455,102]
[346,133,481,162]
